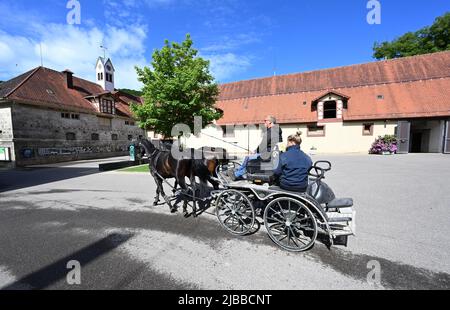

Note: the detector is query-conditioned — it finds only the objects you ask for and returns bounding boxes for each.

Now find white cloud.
[204,52,252,82]
[201,33,261,53]
[0,23,149,90]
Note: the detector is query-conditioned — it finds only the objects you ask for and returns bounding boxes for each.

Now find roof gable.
[312,91,350,104]
[0,67,40,98]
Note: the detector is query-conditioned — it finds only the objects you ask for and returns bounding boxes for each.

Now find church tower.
[96,57,115,91]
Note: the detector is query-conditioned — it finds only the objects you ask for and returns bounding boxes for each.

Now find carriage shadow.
[170,183,216,218]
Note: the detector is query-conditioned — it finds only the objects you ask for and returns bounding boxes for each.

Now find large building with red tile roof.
[184,51,450,155]
[0,58,145,168]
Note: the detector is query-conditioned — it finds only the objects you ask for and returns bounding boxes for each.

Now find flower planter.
[369,135,398,155]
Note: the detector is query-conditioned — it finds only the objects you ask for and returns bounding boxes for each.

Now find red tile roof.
[0,66,141,118]
[217,51,450,124]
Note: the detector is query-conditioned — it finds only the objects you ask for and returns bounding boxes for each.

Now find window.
[61,112,70,119]
[71,114,80,120]
[98,72,104,81]
[0,147,11,162]
[111,134,118,141]
[128,135,133,141]
[323,101,337,119]
[91,133,100,141]
[106,73,113,83]
[363,123,374,136]
[66,132,76,140]
[222,125,235,138]
[377,95,384,100]
[307,125,325,137]
[100,99,114,114]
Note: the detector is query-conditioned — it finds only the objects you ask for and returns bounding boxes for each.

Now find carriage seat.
[246,157,276,185]
[327,198,354,209]
[245,145,283,185]
[268,186,306,194]
[246,172,276,184]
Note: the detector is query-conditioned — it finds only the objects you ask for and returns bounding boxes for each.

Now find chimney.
[62,69,74,89]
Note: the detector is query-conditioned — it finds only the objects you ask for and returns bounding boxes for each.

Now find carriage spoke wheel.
[264,198,318,252]
[215,190,255,236]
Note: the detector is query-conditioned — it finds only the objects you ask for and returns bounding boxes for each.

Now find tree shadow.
[0,167,102,193]
[2,233,134,290]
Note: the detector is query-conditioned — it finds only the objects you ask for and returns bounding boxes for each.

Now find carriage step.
[328,217,352,223]
[327,198,353,209]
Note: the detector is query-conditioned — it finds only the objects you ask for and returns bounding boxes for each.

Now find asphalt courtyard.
[0,154,449,290]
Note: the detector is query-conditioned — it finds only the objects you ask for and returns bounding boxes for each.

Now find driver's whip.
[200,132,251,152]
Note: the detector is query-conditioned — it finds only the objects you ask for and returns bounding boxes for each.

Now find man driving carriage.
[232,115,283,180]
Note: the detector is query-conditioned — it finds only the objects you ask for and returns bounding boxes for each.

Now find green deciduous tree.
[373,12,450,60]
[119,88,143,97]
[131,34,222,138]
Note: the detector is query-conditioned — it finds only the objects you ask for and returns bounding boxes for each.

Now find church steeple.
[96,57,115,91]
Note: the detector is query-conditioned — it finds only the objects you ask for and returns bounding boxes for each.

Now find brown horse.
[139,139,197,217]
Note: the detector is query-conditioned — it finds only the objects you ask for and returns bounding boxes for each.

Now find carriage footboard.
[326,207,356,238]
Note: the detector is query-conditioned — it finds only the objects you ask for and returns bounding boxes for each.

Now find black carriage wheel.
[264,197,318,252]
[215,190,256,236]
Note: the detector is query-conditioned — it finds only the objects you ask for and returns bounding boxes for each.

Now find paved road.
[0,154,449,290]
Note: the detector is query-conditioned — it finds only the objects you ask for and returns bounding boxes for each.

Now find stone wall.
[11,103,145,167]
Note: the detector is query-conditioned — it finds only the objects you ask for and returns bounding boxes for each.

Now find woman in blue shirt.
[274,131,312,192]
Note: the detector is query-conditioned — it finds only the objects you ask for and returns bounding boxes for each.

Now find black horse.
[172,146,229,198]
[139,139,197,217]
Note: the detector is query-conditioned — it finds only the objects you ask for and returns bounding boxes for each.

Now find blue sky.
[0,0,448,89]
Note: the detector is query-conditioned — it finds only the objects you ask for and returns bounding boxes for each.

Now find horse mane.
[139,139,156,156]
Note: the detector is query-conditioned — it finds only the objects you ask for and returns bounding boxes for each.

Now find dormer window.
[323,101,337,119]
[100,99,115,114]
[312,91,350,122]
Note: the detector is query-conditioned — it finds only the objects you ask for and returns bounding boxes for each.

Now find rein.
[200,132,251,152]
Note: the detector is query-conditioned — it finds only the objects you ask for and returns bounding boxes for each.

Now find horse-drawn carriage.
[139,139,356,252]
[213,159,356,252]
